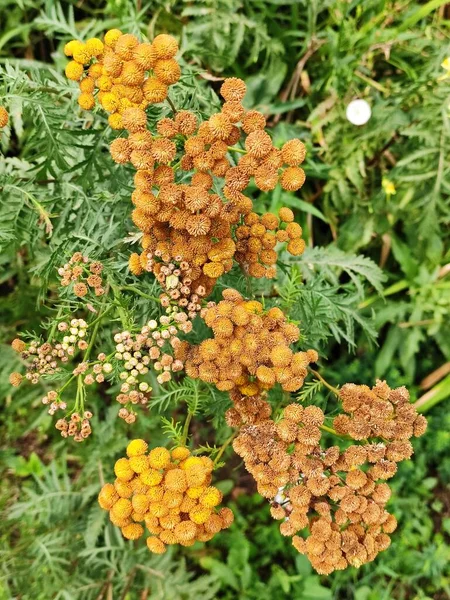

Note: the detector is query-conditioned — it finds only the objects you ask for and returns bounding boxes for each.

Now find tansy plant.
[5,29,427,575]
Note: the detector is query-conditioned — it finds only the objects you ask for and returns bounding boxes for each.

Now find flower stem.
[414,373,450,413]
[59,374,76,395]
[84,310,108,363]
[119,285,161,302]
[308,367,340,397]
[213,432,237,467]
[358,279,408,309]
[228,146,246,154]
[167,96,177,115]
[181,411,194,446]
[109,282,131,329]
[73,374,86,415]
[47,305,65,344]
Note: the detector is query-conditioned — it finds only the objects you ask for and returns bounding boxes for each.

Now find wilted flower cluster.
[65,31,307,301]
[55,410,93,441]
[58,253,105,297]
[229,381,427,574]
[175,288,318,395]
[98,439,234,553]
[333,380,428,443]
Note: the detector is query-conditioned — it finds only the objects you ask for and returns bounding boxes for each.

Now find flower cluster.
[133,256,210,320]
[98,439,234,553]
[8,325,86,386]
[175,288,318,395]
[55,410,93,441]
[230,383,427,574]
[65,32,307,300]
[333,380,428,443]
[8,320,102,438]
[111,309,192,419]
[4,29,426,577]
[0,106,8,129]
[235,208,305,278]
[64,30,179,126]
[58,253,105,297]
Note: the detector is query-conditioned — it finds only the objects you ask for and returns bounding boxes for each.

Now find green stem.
[414,374,450,413]
[167,96,177,115]
[308,367,340,397]
[83,289,111,362]
[228,146,246,154]
[88,305,113,329]
[47,305,65,344]
[59,374,76,395]
[354,70,390,94]
[119,285,161,302]
[319,424,340,437]
[398,319,437,329]
[84,311,107,362]
[5,184,53,235]
[213,432,237,467]
[181,411,194,446]
[110,282,131,329]
[359,279,409,309]
[73,375,86,415]
[245,272,253,298]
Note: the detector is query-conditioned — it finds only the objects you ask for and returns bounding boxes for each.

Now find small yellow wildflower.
[382,178,396,196]
[438,57,450,81]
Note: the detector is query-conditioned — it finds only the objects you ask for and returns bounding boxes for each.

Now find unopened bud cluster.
[112,309,193,419]
[98,439,234,553]
[41,389,67,416]
[9,320,96,436]
[58,253,105,297]
[9,323,88,386]
[132,255,208,320]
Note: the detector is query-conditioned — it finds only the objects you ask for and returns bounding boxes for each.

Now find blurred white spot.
[346,99,371,126]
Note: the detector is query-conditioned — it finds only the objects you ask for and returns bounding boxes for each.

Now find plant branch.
[47,305,65,344]
[308,368,340,397]
[119,285,161,302]
[213,432,237,467]
[181,411,194,446]
[227,146,246,154]
[166,96,177,115]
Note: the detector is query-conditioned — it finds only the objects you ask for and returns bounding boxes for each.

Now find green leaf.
[399,0,449,30]
[84,505,106,549]
[391,235,419,280]
[297,246,386,295]
[280,193,329,222]
[199,557,239,591]
[302,576,332,600]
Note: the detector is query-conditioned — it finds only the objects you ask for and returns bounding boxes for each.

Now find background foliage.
[1,0,450,598]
